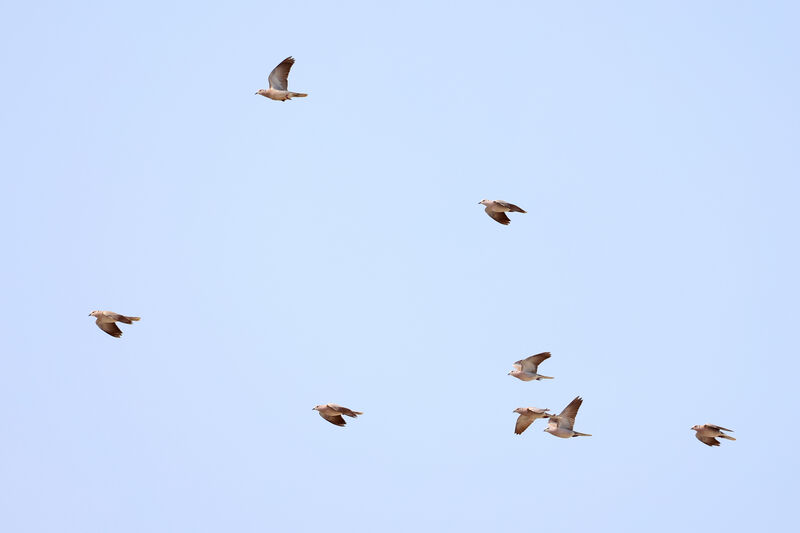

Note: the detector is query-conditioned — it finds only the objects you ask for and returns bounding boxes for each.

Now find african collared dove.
[256,57,308,101]
[691,424,736,446]
[313,404,363,427]
[508,352,553,381]
[544,396,591,438]
[478,199,526,225]
[89,310,140,338]
[513,407,551,435]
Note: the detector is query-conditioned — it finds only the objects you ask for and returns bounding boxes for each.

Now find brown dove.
[89,310,140,338]
[508,352,553,381]
[544,396,592,438]
[691,424,736,446]
[478,199,526,225]
[313,404,363,427]
[513,407,551,435]
[256,57,308,101]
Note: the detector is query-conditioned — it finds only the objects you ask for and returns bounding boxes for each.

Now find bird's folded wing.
[708,424,733,432]
[268,57,294,90]
[496,201,526,213]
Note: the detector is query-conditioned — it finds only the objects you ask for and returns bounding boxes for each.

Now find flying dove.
[513,407,551,435]
[256,56,308,101]
[478,199,526,225]
[691,424,736,447]
[313,404,363,427]
[89,310,140,338]
[544,396,591,438]
[508,352,554,381]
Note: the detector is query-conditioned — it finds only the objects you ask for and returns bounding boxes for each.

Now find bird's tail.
[537,375,554,380]
[719,434,736,441]
[127,316,141,322]
[572,432,592,437]
[288,92,308,98]
[345,411,363,418]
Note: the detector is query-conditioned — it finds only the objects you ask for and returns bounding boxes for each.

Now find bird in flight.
[508,352,554,381]
[478,199,526,225]
[544,396,592,438]
[512,407,551,435]
[89,310,140,338]
[256,57,308,101]
[313,404,363,427]
[691,424,736,446]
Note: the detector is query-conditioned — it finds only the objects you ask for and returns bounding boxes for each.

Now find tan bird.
[313,404,363,427]
[513,407,551,435]
[544,396,592,438]
[478,199,526,225]
[89,310,140,338]
[256,57,308,101]
[691,424,736,447]
[508,352,553,381]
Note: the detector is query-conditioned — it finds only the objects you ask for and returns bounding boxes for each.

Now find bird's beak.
[88,313,91,316]
[254,92,258,95]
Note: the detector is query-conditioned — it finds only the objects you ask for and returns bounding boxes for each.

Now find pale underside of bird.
[513,407,551,435]
[89,310,140,338]
[313,404,363,427]
[509,352,553,381]
[545,396,591,438]
[478,199,527,225]
[256,56,308,101]
[691,424,736,446]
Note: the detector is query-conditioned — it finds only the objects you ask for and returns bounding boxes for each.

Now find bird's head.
[690,425,700,431]
[89,310,99,317]
[513,408,526,414]
[478,199,490,206]
[255,89,268,96]
[312,405,321,411]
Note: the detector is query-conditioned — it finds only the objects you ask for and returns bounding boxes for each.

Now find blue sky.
[1,1,798,531]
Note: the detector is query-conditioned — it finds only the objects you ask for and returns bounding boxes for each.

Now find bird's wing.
[556,396,583,430]
[707,424,733,432]
[521,352,551,372]
[514,414,535,435]
[485,207,510,225]
[268,57,295,91]
[102,311,127,321]
[495,201,526,213]
[511,361,523,371]
[696,434,720,446]
[96,319,122,338]
[320,412,347,426]
[331,405,361,418]
[530,407,550,415]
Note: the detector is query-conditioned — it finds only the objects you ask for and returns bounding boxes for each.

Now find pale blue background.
[1,1,798,531]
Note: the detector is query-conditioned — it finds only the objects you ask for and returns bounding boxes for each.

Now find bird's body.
[89,310,140,338]
[508,352,553,381]
[513,407,551,435]
[544,396,591,438]
[313,404,363,427]
[256,57,307,101]
[691,424,735,446]
[479,199,526,225]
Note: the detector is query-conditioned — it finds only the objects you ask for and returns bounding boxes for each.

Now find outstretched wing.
[96,319,122,338]
[330,405,362,418]
[556,396,583,430]
[485,207,510,225]
[514,414,535,435]
[268,57,295,91]
[520,352,551,373]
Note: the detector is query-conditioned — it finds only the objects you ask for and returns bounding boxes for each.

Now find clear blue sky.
[1,1,798,531]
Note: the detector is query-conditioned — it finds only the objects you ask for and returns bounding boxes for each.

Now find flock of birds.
[89,56,736,448]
